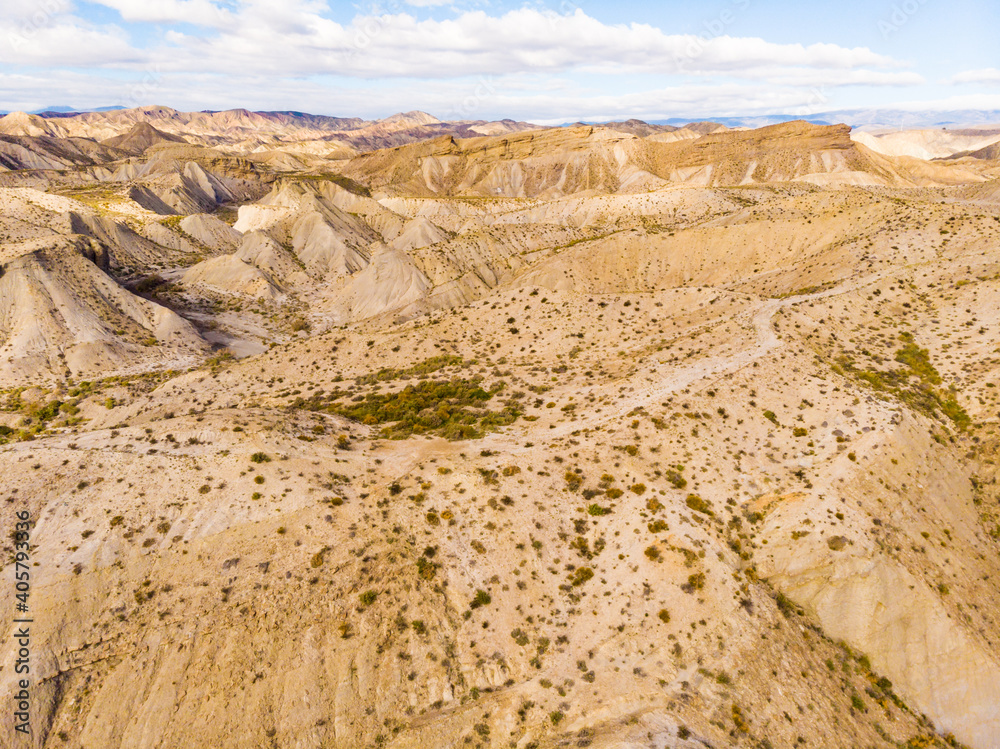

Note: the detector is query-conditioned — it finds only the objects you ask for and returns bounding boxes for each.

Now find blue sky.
[1,0,998,121]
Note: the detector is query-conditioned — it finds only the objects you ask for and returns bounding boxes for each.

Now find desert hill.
[18,106,539,154]
[947,140,1000,161]
[341,121,976,198]
[580,118,681,137]
[102,122,188,155]
[0,132,124,171]
[0,111,71,138]
[0,109,998,749]
[852,128,1000,160]
[0,235,205,384]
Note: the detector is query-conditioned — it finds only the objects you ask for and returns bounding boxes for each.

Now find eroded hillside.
[0,108,999,749]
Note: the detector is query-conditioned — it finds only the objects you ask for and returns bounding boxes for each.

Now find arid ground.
[1,108,1000,749]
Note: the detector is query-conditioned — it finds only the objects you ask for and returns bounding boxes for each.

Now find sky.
[1,0,998,122]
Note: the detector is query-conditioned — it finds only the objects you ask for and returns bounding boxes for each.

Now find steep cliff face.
[758,415,1000,748]
[0,235,205,385]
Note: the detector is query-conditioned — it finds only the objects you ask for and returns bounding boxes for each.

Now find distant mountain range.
[13,105,129,115]
[0,106,541,155]
[3,105,999,135]
[579,109,1000,131]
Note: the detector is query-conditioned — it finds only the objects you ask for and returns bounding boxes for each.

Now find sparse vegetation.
[0,111,993,749]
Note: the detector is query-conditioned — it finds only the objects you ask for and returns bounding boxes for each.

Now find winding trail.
[399,270,890,465]
[538,270,890,443]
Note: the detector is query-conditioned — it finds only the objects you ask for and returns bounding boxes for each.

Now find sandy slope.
[0,116,998,749]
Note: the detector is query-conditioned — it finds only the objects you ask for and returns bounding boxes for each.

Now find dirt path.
[570,272,889,434]
[380,271,890,466]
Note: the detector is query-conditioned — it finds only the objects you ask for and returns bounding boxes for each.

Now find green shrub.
[685,494,713,515]
[323,378,519,440]
[357,355,465,385]
[478,468,500,486]
[416,556,438,580]
[775,591,799,617]
[685,572,705,590]
[470,589,492,609]
[665,468,686,489]
[895,336,940,384]
[560,470,581,491]
[836,336,971,430]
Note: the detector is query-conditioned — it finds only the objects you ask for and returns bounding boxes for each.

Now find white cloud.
[951,68,1000,85]
[0,22,140,66]
[0,4,950,121]
[475,83,838,124]
[883,93,1000,112]
[91,0,232,26]
[0,0,71,23]
[148,8,904,81]
[738,68,923,87]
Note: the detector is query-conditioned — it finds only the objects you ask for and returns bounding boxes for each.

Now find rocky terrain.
[0,107,999,749]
